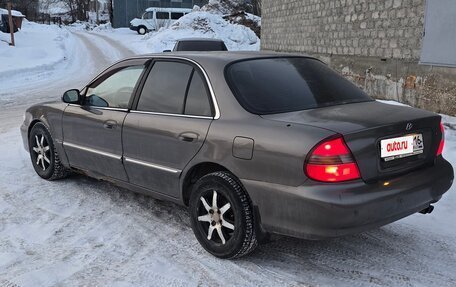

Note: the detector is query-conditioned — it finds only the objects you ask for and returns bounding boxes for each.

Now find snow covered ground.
[1,17,455,287]
[0,21,75,90]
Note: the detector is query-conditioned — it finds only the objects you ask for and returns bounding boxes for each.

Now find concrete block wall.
[261,0,456,116]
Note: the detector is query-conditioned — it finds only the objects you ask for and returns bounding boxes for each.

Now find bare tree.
[39,0,62,12]
[107,0,112,24]
[0,0,40,18]
[60,0,90,22]
[251,0,261,16]
[60,0,77,22]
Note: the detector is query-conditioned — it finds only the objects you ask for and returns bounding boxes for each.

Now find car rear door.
[62,60,147,181]
[122,59,215,198]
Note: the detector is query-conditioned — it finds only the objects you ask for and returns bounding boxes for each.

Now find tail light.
[436,121,445,156]
[305,136,361,182]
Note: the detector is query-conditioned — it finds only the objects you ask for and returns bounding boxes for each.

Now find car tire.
[137,26,147,35]
[189,171,258,259]
[29,123,70,181]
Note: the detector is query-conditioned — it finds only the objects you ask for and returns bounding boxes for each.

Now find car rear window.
[171,12,184,20]
[176,41,228,51]
[225,57,373,115]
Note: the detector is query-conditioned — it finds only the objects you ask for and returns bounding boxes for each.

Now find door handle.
[178,132,198,142]
[103,120,117,129]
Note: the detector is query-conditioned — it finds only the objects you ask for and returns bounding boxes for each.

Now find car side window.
[156,12,169,20]
[144,12,153,19]
[171,12,184,20]
[185,71,213,117]
[137,61,193,114]
[85,66,144,109]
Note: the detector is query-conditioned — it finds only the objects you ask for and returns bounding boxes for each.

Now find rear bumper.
[242,158,454,240]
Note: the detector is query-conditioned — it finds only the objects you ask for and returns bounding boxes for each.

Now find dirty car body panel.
[21,52,454,241]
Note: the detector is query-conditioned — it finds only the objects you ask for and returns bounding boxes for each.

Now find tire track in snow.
[87,31,136,56]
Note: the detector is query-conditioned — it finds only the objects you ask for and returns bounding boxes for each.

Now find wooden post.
[7,1,15,46]
[96,0,99,25]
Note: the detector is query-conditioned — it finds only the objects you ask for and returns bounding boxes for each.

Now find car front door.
[62,61,146,181]
[122,60,215,198]
[143,11,155,30]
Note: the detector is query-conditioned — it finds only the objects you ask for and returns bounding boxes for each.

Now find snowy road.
[1,30,455,287]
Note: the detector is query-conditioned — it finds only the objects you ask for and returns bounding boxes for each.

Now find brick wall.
[262,0,425,60]
[261,0,456,116]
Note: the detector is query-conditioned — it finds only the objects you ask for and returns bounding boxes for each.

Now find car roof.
[128,51,316,66]
[176,38,225,42]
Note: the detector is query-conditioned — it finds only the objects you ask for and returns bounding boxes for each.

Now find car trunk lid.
[261,101,442,182]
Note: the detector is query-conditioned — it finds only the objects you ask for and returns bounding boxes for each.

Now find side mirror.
[62,89,81,104]
[86,94,109,107]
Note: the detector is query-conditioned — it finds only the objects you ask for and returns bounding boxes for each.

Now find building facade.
[261,0,456,116]
[113,0,208,28]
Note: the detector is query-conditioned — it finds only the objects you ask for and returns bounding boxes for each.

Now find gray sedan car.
[21,52,454,259]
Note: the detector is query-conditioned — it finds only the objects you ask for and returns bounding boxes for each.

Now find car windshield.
[175,41,227,51]
[225,57,373,115]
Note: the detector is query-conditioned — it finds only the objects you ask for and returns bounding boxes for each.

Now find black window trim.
[182,68,195,114]
[131,58,216,119]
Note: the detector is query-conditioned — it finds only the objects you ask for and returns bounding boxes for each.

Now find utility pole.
[7,1,15,46]
[96,0,99,25]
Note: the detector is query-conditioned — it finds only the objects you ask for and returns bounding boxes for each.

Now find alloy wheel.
[32,134,50,171]
[197,190,235,245]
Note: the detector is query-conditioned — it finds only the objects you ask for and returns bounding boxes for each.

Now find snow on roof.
[0,8,25,17]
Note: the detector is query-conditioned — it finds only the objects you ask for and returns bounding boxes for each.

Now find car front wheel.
[189,171,258,259]
[28,123,70,180]
[137,26,147,35]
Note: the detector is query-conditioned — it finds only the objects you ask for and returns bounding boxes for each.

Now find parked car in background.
[130,7,192,35]
[21,52,454,259]
[171,38,228,52]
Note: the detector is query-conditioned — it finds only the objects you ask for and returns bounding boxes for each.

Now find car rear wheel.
[189,171,258,259]
[29,123,70,180]
[137,26,147,35]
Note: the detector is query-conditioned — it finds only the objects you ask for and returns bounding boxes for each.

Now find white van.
[130,7,192,35]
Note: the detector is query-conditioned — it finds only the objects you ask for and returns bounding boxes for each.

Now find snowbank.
[142,11,259,52]
[0,21,74,90]
[201,0,248,15]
